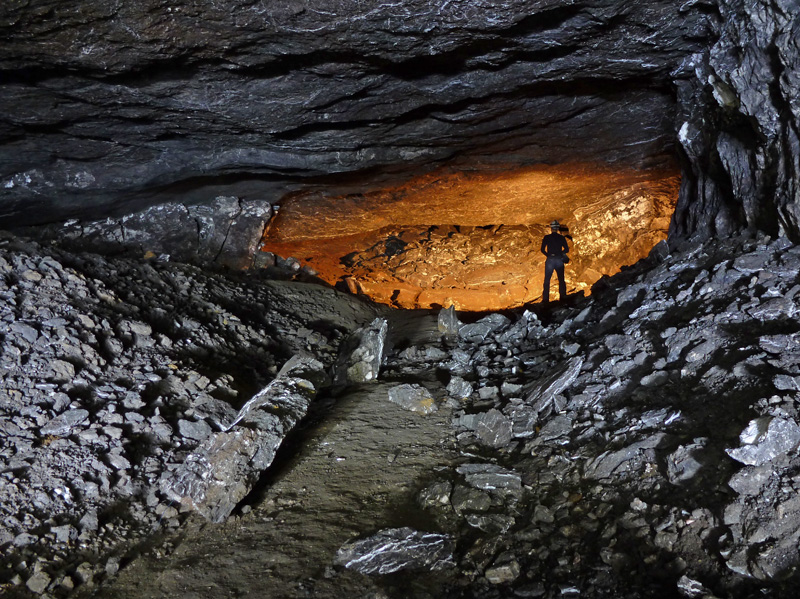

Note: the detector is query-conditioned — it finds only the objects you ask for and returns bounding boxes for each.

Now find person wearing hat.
[540,220,570,303]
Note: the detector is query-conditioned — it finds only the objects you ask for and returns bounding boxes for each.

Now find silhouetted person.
[541,220,570,303]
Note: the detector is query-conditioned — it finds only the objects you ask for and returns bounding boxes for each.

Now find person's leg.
[556,264,566,301]
[542,259,554,303]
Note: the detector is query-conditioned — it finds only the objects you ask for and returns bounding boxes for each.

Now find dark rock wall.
[1,1,705,226]
[0,1,796,241]
[672,0,800,241]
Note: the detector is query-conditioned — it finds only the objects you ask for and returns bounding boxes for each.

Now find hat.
[550,220,560,229]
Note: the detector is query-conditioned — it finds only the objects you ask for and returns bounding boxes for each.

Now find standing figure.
[541,220,570,303]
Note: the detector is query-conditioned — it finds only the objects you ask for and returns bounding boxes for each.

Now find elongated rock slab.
[160,355,329,523]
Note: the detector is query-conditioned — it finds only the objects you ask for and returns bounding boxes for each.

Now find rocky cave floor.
[4,230,800,598]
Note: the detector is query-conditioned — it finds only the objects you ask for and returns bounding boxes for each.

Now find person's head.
[550,220,560,232]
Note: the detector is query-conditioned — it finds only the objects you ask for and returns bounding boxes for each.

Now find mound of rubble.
[386,232,800,598]
[5,227,800,599]
[0,232,379,597]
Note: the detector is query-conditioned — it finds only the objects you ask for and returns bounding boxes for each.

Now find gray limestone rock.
[335,318,387,385]
[417,481,453,508]
[454,409,513,448]
[505,357,583,437]
[485,557,521,584]
[446,376,473,400]
[666,440,707,484]
[584,434,666,481]
[34,197,273,269]
[727,463,774,496]
[726,416,800,466]
[438,305,461,336]
[41,409,90,437]
[676,575,710,598]
[26,571,51,594]
[177,419,213,443]
[387,383,437,414]
[533,413,574,445]
[759,333,800,354]
[459,313,511,343]
[334,527,455,575]
[451,486,492,514]
[160,355,329,522]
[456,463,522,497]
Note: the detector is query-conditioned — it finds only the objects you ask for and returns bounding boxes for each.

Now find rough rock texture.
[1,0,706,227]
[0,1,797,249]
[0,231,379,596]
[27,197,274,270]
[673,0,800,239]
[334,317,388,385]
[7,228,800,597]
[334,527,455,575]
[160,354,329,523]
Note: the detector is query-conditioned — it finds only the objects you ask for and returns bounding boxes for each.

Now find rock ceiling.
[1,0,798,283]
[0,0,708,227]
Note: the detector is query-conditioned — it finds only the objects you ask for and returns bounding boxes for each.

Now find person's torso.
[543,233,566,254]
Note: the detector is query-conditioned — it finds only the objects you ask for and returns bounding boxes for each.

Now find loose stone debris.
[0,231,378,597]
[387,383,438,414]
[333,527,455,575]
[5,229,800,598]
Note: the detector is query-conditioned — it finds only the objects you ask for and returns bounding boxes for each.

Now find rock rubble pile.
[350,233,800,597]
[4,227,800,599]
[0,232,377,597]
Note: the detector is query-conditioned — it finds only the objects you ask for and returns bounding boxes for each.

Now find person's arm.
[562,237,570,254]
[541,237,549,257]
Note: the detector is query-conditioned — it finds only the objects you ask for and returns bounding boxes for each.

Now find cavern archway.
[261,162,679,311]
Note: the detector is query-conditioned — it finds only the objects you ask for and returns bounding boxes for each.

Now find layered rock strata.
[1,0,704,228]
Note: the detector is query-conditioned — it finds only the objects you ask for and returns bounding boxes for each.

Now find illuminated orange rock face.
[262,163,679,311]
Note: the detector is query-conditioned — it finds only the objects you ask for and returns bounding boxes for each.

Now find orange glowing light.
[261,163,679,311]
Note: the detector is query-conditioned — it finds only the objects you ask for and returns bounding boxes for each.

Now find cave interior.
[1,0,800,597]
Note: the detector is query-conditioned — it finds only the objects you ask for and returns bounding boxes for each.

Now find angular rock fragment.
[485,556,521,584]
[334,527,454,574]
[666,439,706,483]
[177,419,213,442]
[456,463,522,496]
[505,357,583,436]
[451,485,492,514]
[41,409,90,437]
[453,409,512,448]
[758,333,800,354]
[465,514,515,534]
[335,317,387,385]
[387,383,437,414]
[676,574,710,598]
[726,416,800,466]
[417,481,453,508]
[531,413,574,445]
[446,375,473,400]
[584,433,665,481]
[160,355,328,522]
[458,313,510,343]
[727,463,773,496]
[26,571,51,594]
[438,305,461,336]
